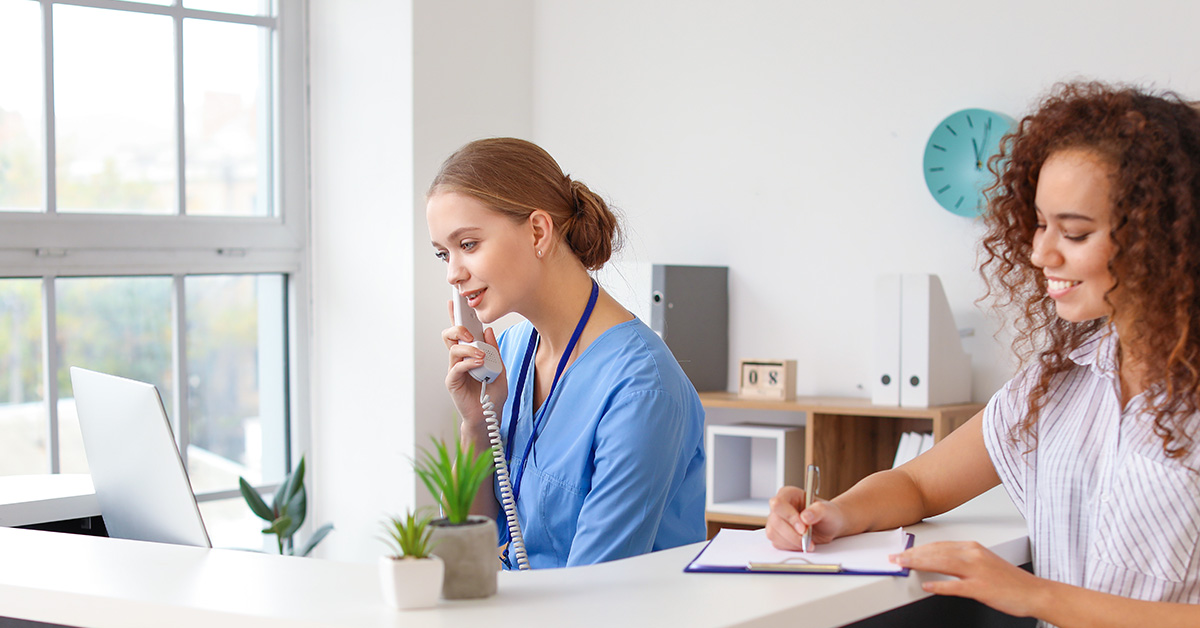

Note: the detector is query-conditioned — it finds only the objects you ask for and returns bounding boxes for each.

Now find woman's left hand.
[891,541,1045,618]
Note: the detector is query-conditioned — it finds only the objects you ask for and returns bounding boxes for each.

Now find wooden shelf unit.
[700,392,983,537]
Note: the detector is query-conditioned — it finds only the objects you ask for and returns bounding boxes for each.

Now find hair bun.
[564,178,621,271]
[568,178,588,212]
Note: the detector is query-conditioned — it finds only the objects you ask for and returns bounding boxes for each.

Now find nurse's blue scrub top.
[494,317,707,569]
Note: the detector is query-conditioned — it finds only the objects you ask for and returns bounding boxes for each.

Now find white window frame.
[0,0,310,503]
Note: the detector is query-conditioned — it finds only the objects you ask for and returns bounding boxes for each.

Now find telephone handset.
[452,288,503,383]
[450,287,530,570]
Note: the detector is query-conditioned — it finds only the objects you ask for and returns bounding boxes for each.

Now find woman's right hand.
[441,306,508,431]
[765,485,847,551]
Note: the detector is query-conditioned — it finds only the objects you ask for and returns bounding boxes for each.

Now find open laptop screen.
[70,367,212,548]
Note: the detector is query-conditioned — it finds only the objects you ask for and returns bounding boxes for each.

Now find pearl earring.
[537,249,543,258]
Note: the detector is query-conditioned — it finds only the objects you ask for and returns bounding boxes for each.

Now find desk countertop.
[0,487,1028,628]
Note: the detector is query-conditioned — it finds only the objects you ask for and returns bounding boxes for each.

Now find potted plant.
[238,454,334,556]
[414,437,498,599]
[378,509,443,610]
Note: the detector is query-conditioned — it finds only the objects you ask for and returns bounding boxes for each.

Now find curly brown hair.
[980,81,1200,458]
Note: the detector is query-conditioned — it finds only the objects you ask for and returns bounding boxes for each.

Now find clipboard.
[684,527,914,576]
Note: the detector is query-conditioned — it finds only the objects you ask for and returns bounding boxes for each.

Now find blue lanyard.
[505,279,599,507]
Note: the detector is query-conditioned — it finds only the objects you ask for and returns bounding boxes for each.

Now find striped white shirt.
[983,329,1200,624]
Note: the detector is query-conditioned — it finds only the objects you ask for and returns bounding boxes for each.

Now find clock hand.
[972,137,982,168]
[978,118,992,170]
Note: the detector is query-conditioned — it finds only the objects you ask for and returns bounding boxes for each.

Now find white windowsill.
[0,474,100,527]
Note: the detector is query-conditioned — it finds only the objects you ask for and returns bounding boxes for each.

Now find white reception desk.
[0,487,1028,628]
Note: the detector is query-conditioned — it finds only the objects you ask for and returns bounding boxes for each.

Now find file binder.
[872,273,972,407]
[872,274,902,405]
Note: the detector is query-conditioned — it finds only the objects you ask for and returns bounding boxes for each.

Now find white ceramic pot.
[378,554,444,610]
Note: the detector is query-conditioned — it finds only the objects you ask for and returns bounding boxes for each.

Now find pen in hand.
[801,464,820,552]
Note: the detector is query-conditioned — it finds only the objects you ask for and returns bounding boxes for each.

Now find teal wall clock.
[922,108,1014,217]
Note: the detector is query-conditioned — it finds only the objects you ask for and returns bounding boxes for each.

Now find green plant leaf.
[271,454,305,518]
[379,509,437,559]
[239,477,274,522]
[285,455,306,502]
[280,485,307,539]
[266,515,293,537]
[414,439,456,519]
[414,437,495,524]
[299,523,335,557]
[270,455,305,521]
[270,480,288,519]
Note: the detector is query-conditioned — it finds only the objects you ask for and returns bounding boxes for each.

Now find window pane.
[185,274,285,493]
[54,6,175,215]
[0,278,46,475]
[198,495,270,551]
[184,0,273,17]
[184,20,271,217]
[0,0,43,213]
[56,276,173,473]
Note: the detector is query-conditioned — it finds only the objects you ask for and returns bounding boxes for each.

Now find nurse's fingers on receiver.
[442,323,477,350]
[441,300,477,349]
[481,327,502,355]
[446,342,485,372]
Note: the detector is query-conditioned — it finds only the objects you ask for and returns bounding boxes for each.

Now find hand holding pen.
[765,466,845,552]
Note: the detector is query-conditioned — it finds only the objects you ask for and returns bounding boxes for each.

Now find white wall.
[411,0,535,506]
[531,0,1200,401]
[308,0,532,562]
[307,0,1200,562]
[308,0,416,561]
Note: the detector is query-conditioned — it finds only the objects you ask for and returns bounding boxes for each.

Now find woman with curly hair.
[767,82,1200,627]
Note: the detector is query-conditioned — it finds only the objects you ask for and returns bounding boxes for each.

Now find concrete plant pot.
[428,515,498,599]
[378,554,443,610]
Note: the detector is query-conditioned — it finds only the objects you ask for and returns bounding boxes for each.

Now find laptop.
[70,367,212,548]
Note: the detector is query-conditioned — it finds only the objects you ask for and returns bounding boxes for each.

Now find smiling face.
[427,191,539,324]
[1030,149,1119,323]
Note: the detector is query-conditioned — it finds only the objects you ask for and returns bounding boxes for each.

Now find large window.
[0,0,307,551]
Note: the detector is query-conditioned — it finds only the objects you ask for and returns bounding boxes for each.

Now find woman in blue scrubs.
[427,137,707,569]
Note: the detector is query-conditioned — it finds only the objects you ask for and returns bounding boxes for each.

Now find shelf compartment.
[705,423,805,518]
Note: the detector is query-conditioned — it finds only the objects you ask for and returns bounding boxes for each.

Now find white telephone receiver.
[450,286,529,570]
[452,288,503,383]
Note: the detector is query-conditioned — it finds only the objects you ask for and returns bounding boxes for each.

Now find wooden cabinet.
[700,392,983,536]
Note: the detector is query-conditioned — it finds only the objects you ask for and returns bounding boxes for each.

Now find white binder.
[873,274,972,407]
[872,275,902,405]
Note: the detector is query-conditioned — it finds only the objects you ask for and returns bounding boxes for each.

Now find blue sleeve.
[564,389,689,567]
